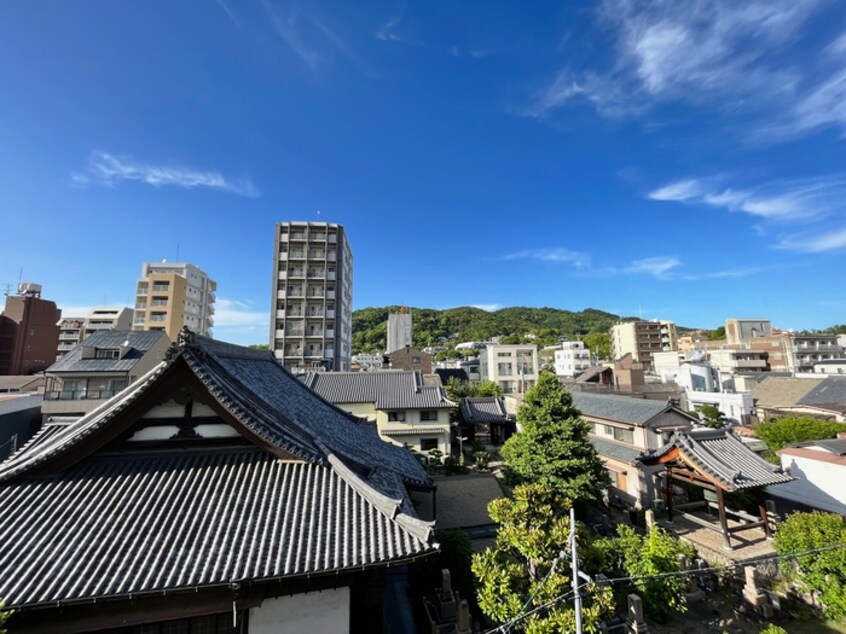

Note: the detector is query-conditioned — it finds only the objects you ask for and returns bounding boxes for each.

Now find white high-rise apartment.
[133,262,216,340]
[270,222,353,372]
[387,311,412,353]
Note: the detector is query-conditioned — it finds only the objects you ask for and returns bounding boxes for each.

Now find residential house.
[387,346,433,374]
[479,344,539,395]
[304,370,455,455]
[751,375,828,421]
[42,330,170,419]
[767,436,846,516]
[0,331,435,633]
[572,392,697,508]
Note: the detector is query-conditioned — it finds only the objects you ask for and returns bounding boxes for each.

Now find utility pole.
[570,507,583,634]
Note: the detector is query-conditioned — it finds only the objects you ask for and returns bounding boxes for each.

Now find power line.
[480,542,846,634]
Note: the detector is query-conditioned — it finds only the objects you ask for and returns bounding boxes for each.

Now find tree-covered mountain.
[351,306,640,353]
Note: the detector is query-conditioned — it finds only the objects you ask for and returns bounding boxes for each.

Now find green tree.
[476,380,504,397]
[582,332,611,361]
[602,525,696,621]
[706,326,726,341]
[472,483,614,633]
[755,417,842,453]
[694,404,729,429]
[774,511,846,618]
[500,333,523,345]
[501,373,610,503]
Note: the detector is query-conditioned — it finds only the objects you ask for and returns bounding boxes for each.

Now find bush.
[759,625,787,634]
[755,417,842,452]
[773,511,846,618]
[473,450,491,470]
[444,455,468,475]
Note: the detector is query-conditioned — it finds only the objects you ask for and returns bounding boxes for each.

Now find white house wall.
[249,587,350,634]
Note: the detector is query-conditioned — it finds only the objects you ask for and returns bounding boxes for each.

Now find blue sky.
[1,1,845,345]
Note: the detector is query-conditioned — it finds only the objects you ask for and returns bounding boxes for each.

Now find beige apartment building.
[479,344,539,395]
[132,262,216,340]
[611,320,677,368]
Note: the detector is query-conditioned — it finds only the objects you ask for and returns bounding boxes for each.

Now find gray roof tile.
[797,377,846,413]
[460,397,508,423]
[47,330,167,373]
[572,392,692,426]
[589,436,644,464]
[0,451,432,608]
[304,371,455,410]
[641,429,792,491]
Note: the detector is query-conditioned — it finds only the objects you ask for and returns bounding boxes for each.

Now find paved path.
[416,472,505,530]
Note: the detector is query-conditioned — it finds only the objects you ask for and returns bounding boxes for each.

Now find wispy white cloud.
[376,17,403,42]
[501,247,764,280]
[468,49,492,59]
[471,303,503,312]
[777,228,846,253]
[259,1,373,75]
[501,247,591,268]
[528,0,846,139]
[624,256,681,278]
[215,0,241,30]
[72,151,260,197]
[214,298,269,329]
[648,175,846,222]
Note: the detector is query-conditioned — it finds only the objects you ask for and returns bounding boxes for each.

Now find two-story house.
[42,330,169,420]
[303,371,456,455]
[571,392,697,508]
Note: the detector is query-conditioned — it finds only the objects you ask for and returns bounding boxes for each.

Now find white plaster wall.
[249,587,349,634]
[776,455,846,515]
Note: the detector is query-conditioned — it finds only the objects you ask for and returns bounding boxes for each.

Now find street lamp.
[458,436,468,465]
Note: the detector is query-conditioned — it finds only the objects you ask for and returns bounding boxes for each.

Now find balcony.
[288,251,306,259]
[277,290,286,299]
[137,290,148,297]
[328,233,337,243]
[290,232,307,241]
[59,332,80,341]
[150,299,168,307]
[310,233,326,241]
[326,291,336,300]
[152,284,170,292]
[45,389,123,401]
[288,269,305,278]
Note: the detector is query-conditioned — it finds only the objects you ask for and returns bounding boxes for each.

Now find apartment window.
[421,438,438,451]
[497,363,513,376]
[420,410,438,421]
[388,411,406,422]
[497,352,512,357]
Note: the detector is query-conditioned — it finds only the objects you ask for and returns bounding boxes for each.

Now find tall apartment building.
[0,283,61,375]
[387,310,412,353]
[56,307,134,357]
[133,262,216,340]
[270,222,353,372]
[611,320,677,367]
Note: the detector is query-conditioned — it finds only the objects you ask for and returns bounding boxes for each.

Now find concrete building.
[271,221,353,372]
[57,307,134,357]
[707,348,769,374]
[133,262,216,340]
[387,310,412,353]
[786,334,844,373]
[554,341,591,378]
[611,320,677,368]
[0,283,61,376]
[726,318,772,343]
[351,352,384,371]
[479,344,539,395]
[42,330,170,419]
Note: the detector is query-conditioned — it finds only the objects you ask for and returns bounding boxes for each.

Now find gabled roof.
[1,332,430,490]
[0,331,436,609]
[576,365,613,383]
[461,397,509,423]
[797,377,846,414]
[640,429,792,491]
[751,376,825,409]
[572,392,695,427]
[590,436,643,464]
[47,330,168,373]
[304,371,456,410]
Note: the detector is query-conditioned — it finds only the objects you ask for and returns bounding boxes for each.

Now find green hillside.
[351,306,639,353]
